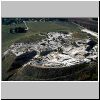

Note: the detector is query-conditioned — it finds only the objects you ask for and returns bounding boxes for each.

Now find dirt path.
[81,29,98,38]
[23,21,29,30]
[72,22,98,38]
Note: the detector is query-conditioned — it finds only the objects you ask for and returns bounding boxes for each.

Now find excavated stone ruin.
[3,31,98,80]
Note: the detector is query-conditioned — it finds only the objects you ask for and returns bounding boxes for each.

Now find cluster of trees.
[2,18,23,25]
[10,27,27,33]
[2,18,69,25]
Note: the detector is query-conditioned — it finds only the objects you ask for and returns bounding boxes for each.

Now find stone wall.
[11,62,89,81]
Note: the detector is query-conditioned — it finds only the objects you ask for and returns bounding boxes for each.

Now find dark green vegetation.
[10,27,27,33]
[2,18,98,81]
